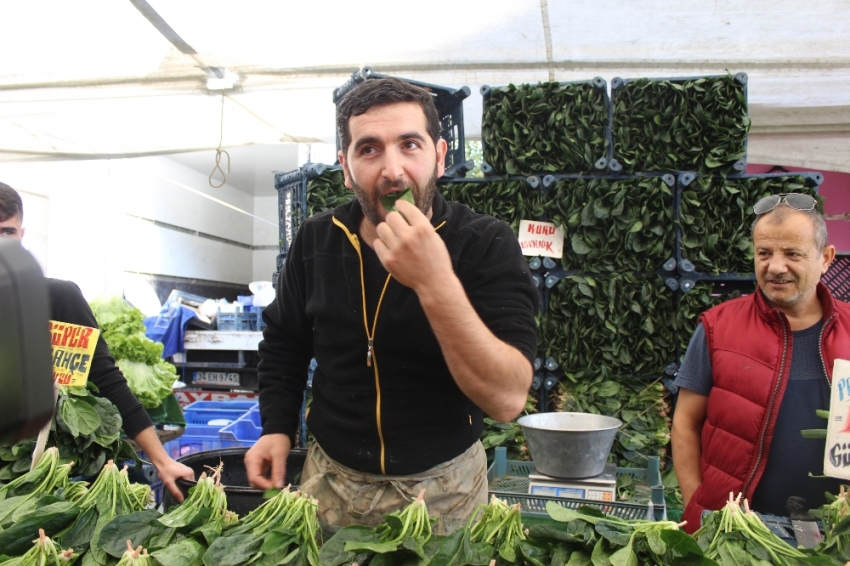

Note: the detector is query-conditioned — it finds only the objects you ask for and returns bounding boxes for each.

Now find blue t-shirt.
[675,321,842,515]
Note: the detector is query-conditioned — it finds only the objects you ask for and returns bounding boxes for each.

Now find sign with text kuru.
[824,359,850,479]
[50,320,99,387]
[518,220,564,258]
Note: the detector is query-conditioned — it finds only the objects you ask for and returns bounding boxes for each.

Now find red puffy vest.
[681,283,850,532]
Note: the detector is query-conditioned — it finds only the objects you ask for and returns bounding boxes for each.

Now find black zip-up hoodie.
[258,193,538,475]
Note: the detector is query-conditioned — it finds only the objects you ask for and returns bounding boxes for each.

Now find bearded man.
[672,193,850,532]
[245,77,538,526]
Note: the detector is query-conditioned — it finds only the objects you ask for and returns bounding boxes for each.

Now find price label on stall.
[49,321,99,387]
[824,359,850,480]
[517,220,564,258]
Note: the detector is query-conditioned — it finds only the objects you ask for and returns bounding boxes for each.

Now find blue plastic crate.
[150,480,164,507]
[217,311,258,331]
[182,400,257,425]
[163,425,241,459]
[219,420,261,447]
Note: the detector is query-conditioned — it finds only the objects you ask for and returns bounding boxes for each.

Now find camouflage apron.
[298,441,488,528]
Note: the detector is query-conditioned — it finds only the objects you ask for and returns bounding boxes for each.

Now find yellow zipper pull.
[367,338,374,367]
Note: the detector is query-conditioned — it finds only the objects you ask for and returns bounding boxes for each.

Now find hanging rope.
[209,95,230,188]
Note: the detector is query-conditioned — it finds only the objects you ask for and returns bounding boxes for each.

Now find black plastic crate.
[610,73,749,176]
[273,162,334,257]
[438,175,544,236]
[479,78,611,176]
[675,171,823,276]
[333,67,471,177]
[823,255,850,302]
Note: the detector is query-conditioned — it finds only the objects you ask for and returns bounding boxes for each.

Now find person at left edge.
[0,181,195,501]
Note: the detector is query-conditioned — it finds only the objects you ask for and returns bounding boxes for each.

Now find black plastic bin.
[164,447,308,516]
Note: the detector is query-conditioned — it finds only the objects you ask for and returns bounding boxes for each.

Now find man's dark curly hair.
[337,77,441,155]
[0,182,23,223]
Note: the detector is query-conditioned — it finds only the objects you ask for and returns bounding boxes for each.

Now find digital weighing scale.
[528,463,617,502]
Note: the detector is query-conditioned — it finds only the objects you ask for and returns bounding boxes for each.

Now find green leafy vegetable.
[544,176,674,272]
[613,74,749,175]
[306,167,353,218]
[0,529,78,565]
[380,186,416,218]
[440,179,544,234]
[676,281,751,357]
[482,81,609,175]
[115,360,177,410]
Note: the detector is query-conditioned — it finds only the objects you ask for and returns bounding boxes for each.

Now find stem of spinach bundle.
[116,540,152,566]
[158,470,227,527]
[468,495,526,547]
[375,489,433,546]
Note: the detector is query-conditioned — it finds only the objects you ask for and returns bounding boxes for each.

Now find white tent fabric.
[2,0,849,171]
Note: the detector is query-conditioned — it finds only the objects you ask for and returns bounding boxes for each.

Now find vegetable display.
[543,176,675,272]
[694,493,812,565]
[89,295,179,411]
[0,385,139,480]
[612,74,749,175]
[306,168,352,218]
[678,174,819,274]
[482,81,609,175]
[1,529,78,566]
[440,179,544,234]
[541,274,676,377]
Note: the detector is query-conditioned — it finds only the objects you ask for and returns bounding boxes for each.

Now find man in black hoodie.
[247,78,538,525]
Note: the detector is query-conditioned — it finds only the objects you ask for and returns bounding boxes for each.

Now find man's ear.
[435,138,448,179]
[822,244,837,274]
[338,150,353,189]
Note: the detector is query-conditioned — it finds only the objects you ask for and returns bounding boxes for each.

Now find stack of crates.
[219,405,262,448]
[163,401,258,459]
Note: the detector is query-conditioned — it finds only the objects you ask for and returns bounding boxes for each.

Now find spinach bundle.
[60,459,151,564]
[440,179,544,234]
[0,385,136,481]
[813,486,850,561]
[204,485,320,566]
[612,74,749,175]
[0,447,82,526]
[0,529,78,566]
[89,295,178,411]
[533,501,707,565]
[678,174,818,274]
[482,81,609,175]
[541,274,676,377]
[306,168,352,218]
[466,496,527,564]
[97,471,234,563]
[544,176,674,272]
[695,493,809,565]
[552,373,669,467]
[320,490,434,566]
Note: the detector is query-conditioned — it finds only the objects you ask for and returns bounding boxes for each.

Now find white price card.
[518,220,564,258]
[824,359,850,479]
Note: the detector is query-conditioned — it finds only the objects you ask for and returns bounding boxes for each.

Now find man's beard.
[348,165,439,227]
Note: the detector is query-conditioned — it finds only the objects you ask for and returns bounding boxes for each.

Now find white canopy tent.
[1,0,849,173]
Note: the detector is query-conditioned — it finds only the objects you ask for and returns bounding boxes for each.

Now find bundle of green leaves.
[0,447,83,529]
[552,371,670,467]
[541,274,676,377]
[59,459,152,564]
[203,484,319,566]
[695,493,819,565]
[675,282,750,357]
[115,541,151,566]
[533,501,709,565]
[89,295,178,409]
[814,485,850,561]
[0,529,78,565]
[97,470,237,566]
[544,176,675,272]
[482,81,609,175]
[306,167,353,218]
[678,174,819,274]
[0,385,138,481]
[440,179,544,234]
[612,74,750,175]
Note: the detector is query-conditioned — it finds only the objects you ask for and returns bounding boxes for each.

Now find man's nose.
[766,255,789,274]
[382,148,404,180]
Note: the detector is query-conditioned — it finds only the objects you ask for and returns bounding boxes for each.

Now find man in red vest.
[672,193,850,532]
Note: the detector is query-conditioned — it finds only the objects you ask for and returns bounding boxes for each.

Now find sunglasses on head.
[752,193,817,216]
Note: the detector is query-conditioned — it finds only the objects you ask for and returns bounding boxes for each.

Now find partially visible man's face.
[339,101,447,227]
[0,214,24,241]
[753,209,834,310]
